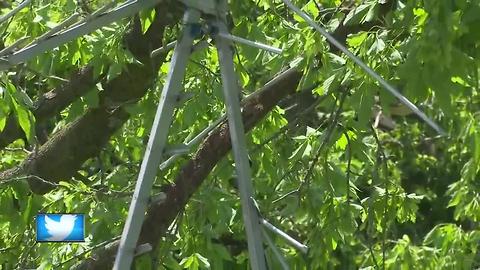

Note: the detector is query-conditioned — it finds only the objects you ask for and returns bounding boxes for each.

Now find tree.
[0,0,479,269]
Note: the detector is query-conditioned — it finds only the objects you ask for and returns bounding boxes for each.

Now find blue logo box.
[36,214,85,242]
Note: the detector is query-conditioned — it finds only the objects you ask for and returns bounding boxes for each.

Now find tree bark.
[74,67,302,270]
[0,2,399,268]
[0,67,96,149]
[0,3,183,193]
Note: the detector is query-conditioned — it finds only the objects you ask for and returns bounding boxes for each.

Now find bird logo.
[36,214,85,242]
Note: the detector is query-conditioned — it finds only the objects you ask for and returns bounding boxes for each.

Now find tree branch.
[0,2,183,193]
[0,67,96,149]
[74,67,303,270]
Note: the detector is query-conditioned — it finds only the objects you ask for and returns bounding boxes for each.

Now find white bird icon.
[44,214,77,241]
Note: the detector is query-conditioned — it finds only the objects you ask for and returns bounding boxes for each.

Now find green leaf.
[13,90,34,108]
[353,84,375,127]
[368,37,386,54]
[140,9,156,34]
[83,89,99,108]
[164,254,183,269]
[195,253,210,268]
[134,254,152,270]
[347,32,368,48]
[301,67,318,91]
[304,0,320,18]
[107,63,123,81]
[343,4,371,26]
[303,143,312,157]
[327,53,346,66]
[363,3,378,23]
[16,106,33,141]
[0,115,5,132]
[22,195,32,224]
[289,142,308,161]
[180,254,200,270]
[321,74,337,94]
[336,133,348,150]
[306,126,320,137]
[0,100,7,132]
[213,244,232,261]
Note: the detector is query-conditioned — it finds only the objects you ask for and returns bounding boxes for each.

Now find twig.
[272,188,298,204]
[370,125,388,270]
[367,241,380,269]
[299,89,349,194]
[343,128,352,206]
[55,236,121,268]
[3,147,31,154]
[190,59,220,82]
[0,174,59,188]
[252,91,325,153]
[15,233,37,269]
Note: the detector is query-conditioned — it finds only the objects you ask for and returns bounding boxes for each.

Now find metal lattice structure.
[0,0,445,269]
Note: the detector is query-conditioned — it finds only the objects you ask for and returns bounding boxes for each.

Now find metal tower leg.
[212,16,268,270]
[113,8,201,270]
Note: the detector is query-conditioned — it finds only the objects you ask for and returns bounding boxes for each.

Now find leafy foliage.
[0,0,479,269]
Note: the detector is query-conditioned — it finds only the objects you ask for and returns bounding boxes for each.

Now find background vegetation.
[0,0,479,269]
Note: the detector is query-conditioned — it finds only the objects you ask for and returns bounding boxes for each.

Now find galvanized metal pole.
[260,218,308,254]
[0,0,33,25]
[113,8,201,269]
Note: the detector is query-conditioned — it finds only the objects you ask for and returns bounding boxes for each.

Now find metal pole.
[281,0,446,136]
[0,0,33,25]
[217,33,283,54]
[113,9,201,269]
[0,0,163,70]
[260,218,308,254]
[30,13,80,43]
[212,5,267,270]
[262,228,290,270]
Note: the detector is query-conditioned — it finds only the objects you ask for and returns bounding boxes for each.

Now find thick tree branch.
[0,67,96,149]
[0,2,184,150]
[74,67,302,270]
[73,1,397,268]
[0,0,397,194]
[0,2,183,193]
[0,1,404,268]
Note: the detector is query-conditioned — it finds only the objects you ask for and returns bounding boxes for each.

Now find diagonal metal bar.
[0,0,33,25]
[113,8,202,270]
[262,228,290,270]
[217,33,283,54]
[89,1,117,18]
[260,218,308,254]
[65,1,117,30]
[0,0,162,70]
[282,0,446,136]
[159,114,226,170]
[151,41,177,57]
[0,36,30,56]
[31,13,81,43]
